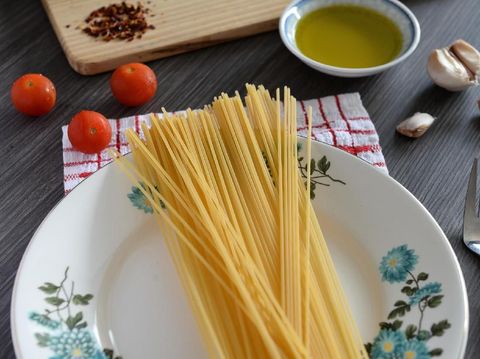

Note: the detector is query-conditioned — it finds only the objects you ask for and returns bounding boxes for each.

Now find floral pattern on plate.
[365,245,450,358]
[29,267,121,359]
[128,184,165,214]
[297,153,346,199]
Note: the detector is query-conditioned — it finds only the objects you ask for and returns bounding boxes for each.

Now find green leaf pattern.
[72,294,93,305]
[38,283,59,294]
[296,143,346,199]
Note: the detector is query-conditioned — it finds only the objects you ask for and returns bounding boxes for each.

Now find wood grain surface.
[1,0,480,357]
[42,0,290,74]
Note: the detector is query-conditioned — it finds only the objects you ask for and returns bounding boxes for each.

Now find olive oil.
[295,5,403,68]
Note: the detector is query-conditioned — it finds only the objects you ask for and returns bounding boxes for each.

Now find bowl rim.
[279,0,421,75]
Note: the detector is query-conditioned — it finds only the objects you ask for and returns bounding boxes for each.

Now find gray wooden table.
[1,0,480,357]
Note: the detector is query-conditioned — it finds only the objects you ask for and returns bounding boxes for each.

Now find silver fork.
[464,158,480,255]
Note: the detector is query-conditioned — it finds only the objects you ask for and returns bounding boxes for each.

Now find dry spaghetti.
[112,85,367,358]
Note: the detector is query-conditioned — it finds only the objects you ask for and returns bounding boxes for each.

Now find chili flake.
[82,2,155,42]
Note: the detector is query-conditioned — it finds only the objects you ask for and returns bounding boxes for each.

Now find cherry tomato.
[110,63,157,106]
[11,74,56,116]
[67,111,112,154]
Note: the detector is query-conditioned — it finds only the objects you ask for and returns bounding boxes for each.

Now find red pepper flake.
[82,2,155,42]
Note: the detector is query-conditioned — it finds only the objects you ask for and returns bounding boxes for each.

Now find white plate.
[12,140,468,359]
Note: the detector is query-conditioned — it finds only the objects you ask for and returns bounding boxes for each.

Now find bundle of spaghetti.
[112,85,367,359]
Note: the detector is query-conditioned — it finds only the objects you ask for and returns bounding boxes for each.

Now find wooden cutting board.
[42,0,290,75]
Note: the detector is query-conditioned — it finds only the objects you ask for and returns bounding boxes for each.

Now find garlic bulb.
[396,113,435,138]
[427,39,480,91]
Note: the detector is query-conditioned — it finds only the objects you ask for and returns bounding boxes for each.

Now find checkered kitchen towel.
[62,93,387,194]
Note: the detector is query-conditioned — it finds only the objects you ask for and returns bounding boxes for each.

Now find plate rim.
[11,140,469,359]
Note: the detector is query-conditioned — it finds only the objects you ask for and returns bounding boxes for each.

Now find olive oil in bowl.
[295,5,403,69]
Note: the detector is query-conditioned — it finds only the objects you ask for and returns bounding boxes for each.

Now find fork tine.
[464,158,478,224]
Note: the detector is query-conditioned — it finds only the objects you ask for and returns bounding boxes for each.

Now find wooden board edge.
[41,0,86,74]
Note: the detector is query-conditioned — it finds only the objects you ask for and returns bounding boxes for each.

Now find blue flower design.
[368,245,449,357]
[128,185,154,214]
[48,328,104,359]
[409,282,442,305]
[402,339,430,359]
[29,312,61,329]
[379,245,418,283]
[371,329,405,358]
[50,351,105,359]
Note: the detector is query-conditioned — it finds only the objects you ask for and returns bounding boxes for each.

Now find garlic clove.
[450,39,480,79]
[396,112,435,138]
[427,48,476,91]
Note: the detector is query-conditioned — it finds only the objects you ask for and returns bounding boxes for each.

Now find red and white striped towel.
[62,93,387,194]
